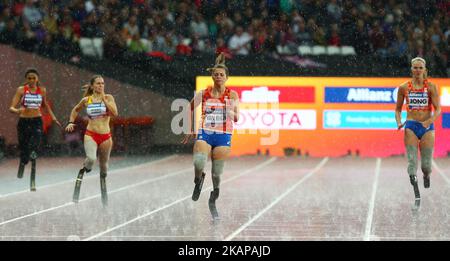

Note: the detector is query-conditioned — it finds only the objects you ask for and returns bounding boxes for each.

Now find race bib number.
[408,91,428,110]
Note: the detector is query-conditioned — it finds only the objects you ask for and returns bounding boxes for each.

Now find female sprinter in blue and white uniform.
[182,53,239,219]
[66,75,118,206]
[395,57,441,208]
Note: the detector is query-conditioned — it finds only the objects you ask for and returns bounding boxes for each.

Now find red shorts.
[85,130,112,145]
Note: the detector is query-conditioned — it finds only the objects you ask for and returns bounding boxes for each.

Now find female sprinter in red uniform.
[182,53,240,219]
[395,57,441,209]
[9,68,61,191]
[65,75,118,206]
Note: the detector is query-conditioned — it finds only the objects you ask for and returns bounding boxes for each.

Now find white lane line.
[432,160,450,185]
[0,167,190,227]
[0,155,178,198]
[224,157,329,241]
[364,157,381,241]
[84,157,278,241]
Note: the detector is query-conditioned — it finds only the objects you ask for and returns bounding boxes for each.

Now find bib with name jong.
[86,96,108,119]
[405,80,432,111]
[201,87,233,134]
[21,85,43,109]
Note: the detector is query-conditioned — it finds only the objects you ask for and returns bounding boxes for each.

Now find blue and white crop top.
[86,96,108,119]
[21,85,43,109]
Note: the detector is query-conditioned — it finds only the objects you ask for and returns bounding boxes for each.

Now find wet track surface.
[0,155,449,241]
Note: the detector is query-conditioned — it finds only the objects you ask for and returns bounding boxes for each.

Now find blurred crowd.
[0,0,449,74]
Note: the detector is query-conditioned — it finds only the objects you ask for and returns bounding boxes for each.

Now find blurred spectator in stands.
[280,0,294,15]
[251,25,268,55]
[389,29,408,60]
[358,0,375,21]
[59,7,81,40]
[141,28,158,53]
[215,37,232,58]
[369,21,388,58]
[328,24,341,46]
[264,27,278,55]
[231,11,244,28]
[190,12,208,39]
[444,24,450,40]
[414,39,425,58]
[339,0,357,46]
[42,6,59,36]
[327,0,342,24]
[190,33,207,54]
[312,25,327,46]
[0,6,12,32]
[127,32,145,53]
[266,0,279,19]
[200,0,224,21]
[81,11,103,38]
[102,17,126,60]
[159,31,178,55]
[426,41,447,77]
[122,15,139,41]
[161,5,175,27]
[293,16,312,46]
[176,38,192,56]
[71,0,88,23]
[174,13,190,38]
[278,26,297,55]
[242,6,254,29]
[23,0,42,29]
[54,19,80,60]
[228,25,252,56]
[17,21,38,52]
[38,33,56,57]
[0,19,18,44]
[352,19,371,55]
[383,13,396,45]
[447,36,450,76]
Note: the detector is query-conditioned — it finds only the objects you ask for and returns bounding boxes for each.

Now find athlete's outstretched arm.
[181,90,203,144]
[423,83,441,127]
[228,90,240,122]
[9,87,24,114]
[66,97,87,132]
[41,88,62,128]
[395,84,406,129]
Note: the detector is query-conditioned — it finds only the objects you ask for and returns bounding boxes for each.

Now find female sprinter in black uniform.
[9,68,61,191]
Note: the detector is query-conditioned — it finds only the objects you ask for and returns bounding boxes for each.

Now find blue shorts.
[405,120,434,139]
[197,129,232,148]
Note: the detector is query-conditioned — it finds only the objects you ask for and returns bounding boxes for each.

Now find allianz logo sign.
[347,88,396,102]
[325,87,398,103]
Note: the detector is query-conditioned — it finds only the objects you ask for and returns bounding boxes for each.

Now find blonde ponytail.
[207,52,229,76]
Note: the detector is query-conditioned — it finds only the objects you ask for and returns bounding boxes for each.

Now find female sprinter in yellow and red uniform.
[182,53,239,219]
[65,75,118,206]
[9,68,61,191]
[395,57,441,209]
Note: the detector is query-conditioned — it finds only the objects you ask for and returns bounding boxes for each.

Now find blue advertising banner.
[325,87,398,103]
[442,113,450,129]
